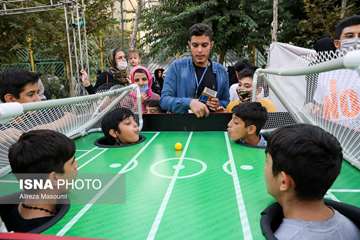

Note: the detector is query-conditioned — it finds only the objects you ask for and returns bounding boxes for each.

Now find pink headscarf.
[129,66,154,97]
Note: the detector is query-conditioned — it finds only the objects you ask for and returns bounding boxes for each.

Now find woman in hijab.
[81,48,130,94]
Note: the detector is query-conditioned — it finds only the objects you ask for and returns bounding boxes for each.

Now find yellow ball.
[174,142,182,151]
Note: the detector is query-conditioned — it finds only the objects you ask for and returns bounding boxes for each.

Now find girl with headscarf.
[129,66,160,112]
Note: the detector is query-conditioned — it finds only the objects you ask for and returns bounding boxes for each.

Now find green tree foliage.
[0,10,66,63]
[141,0,274,63]
[276,0,306,45]
[0,0,115,64]
[296,0,360,47]
[141,0,360,61]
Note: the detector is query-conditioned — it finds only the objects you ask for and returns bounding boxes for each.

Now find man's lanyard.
[194,66,208,95]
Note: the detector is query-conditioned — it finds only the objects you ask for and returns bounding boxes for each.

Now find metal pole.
[81,0,90,73]
[64,4,74,95]
[70,8,80,81]
[120,0,124,48]
[75,1,83,70]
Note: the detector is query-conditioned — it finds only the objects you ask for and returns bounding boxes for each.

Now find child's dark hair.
[101,108,136,143]
[335,15,360,40]
[265,124,343,200]
[145,99,160,108]
[238,68,254,80]
[188,23,213,41]
[0,70,40,102]
[8,130,75,176]
[232,102,267,135]
[234,59,256,73]
[314,36,336,52]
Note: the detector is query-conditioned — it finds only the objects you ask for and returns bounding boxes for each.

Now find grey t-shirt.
[275,209,360,240]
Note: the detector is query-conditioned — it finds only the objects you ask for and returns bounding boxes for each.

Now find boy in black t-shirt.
[2,130,76,232]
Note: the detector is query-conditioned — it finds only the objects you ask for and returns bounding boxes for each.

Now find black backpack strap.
[260,202,282,240]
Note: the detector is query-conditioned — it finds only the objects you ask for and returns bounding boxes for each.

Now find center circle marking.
[150,157,207,179]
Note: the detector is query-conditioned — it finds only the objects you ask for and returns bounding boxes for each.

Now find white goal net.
[0,84,142,177]
[254,45,360,169]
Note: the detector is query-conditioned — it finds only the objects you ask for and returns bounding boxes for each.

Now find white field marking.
[240,165,254,171]
[150,157,207,179]
[76,147,98,161]
[329,189,360,193]
[109,159,138,173]
[57,132,160,236]
[121,159,138,174]
[0,179,18,183]
[109,163,122,168]
[146,132,193,240]
[223,162,254,175]
[326,191,340,202]
[77,149,108,170]
[222,160,232,175]
[224,132,253,240]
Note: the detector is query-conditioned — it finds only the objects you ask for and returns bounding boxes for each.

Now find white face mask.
[340,38,360,50]
[116,61,128,70]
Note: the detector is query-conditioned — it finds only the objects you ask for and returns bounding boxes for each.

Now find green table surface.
[1,131,359,240]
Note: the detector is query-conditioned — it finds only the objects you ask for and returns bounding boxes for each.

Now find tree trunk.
[341,0,347,19]
[129,0,143,49]
[249,45,256,66]
[65,59,75,97]
[218,50,226,65]
[272,0,278,42]
[98,33,105,71]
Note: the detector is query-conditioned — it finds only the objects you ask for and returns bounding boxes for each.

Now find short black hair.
[101,108,136,143]
[335,15,360,40]
[188,23,213,41]
[238,68,254,80]
[232,102,268,135]
[145,99,160,108]
[313,36,336,52]
[234,59,256,73]
[266,124,343,200]
[0,70,40,102]
[9,130,75,176]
